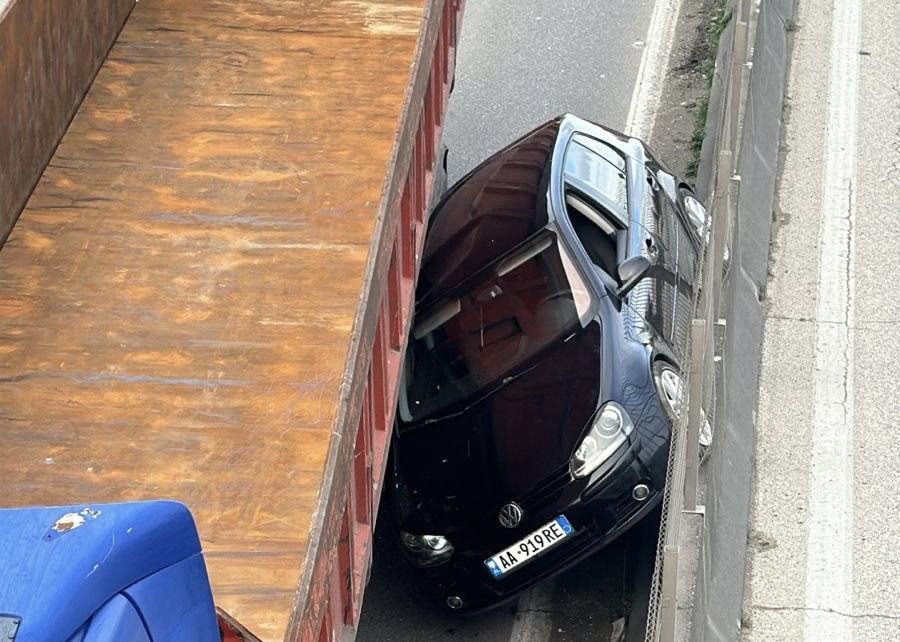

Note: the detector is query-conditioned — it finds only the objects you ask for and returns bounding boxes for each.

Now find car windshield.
[399,233,590,424]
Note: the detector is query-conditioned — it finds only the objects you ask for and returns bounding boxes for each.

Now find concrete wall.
[0,0,134,243]
[692,0,796,639]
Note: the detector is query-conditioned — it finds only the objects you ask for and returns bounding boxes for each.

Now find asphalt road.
[358,1,671,640]
[442,0,656,183]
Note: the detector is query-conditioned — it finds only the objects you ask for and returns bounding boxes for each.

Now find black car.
[390,114,711,612]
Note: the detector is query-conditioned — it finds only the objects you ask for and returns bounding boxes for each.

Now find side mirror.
[615,255,652,299]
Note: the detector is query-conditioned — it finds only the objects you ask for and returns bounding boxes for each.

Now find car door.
[656,192,701,353]
[625,170,680,349]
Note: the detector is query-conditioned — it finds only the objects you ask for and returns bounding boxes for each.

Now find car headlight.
[400,531,454,567]
[570,402,634,478]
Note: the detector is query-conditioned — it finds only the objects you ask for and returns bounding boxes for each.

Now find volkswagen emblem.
[498,502,524,529]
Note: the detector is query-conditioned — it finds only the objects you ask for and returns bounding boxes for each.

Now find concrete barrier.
[690,0,795,640]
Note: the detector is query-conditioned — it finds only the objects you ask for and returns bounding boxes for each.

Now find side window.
[634,181,678,344]
[564,191,620,277]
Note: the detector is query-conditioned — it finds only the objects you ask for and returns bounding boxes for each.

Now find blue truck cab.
[0,501,222,642]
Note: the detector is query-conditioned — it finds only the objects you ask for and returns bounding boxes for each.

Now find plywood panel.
[0,0,427,639]
[0,0,134,241]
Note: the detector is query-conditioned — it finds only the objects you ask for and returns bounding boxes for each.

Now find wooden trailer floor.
[0,1,426,639]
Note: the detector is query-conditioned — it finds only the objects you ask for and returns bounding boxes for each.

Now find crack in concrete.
[752,603,900,622]
[887,84,900,187]
[853,320,900,328]
[758,315,897,330]
[840,176,854,405]
[803,3,860,634]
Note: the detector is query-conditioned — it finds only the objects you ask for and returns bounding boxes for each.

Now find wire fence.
[644,0,753,639]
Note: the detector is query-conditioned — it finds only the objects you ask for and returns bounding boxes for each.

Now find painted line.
[805,0,860,639]
[510,579,555,642]
[625,0,685,139]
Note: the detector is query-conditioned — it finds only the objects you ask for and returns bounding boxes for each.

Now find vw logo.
[498,502,524,529]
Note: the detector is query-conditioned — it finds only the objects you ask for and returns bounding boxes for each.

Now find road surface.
[743,0,900,640]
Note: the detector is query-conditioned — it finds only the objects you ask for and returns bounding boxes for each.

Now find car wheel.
[652,361,712,462]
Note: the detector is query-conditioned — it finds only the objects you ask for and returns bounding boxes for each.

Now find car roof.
[562,133,629,227]
[418,115,648,307]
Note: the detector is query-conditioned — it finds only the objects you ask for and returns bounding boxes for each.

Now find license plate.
[484,515,574,578]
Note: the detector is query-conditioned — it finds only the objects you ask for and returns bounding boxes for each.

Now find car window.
[659,196,698,279]
[418,121,559,304]
[564,191,621,277]
[629,179,679,343]
[659,195,700,351]
[399,234,586,424]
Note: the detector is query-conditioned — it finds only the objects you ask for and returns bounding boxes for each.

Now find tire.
[652,360,712,462]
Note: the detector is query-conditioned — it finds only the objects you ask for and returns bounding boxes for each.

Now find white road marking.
[626,0,684,139]
[805,0,860,640]
[508,1,684,640]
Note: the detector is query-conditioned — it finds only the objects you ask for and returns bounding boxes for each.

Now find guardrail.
[644,0,754,639]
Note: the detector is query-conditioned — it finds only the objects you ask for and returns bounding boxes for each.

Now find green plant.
[686,0,732,179]
[686,97,709,179]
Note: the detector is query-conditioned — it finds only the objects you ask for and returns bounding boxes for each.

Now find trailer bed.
[0,0,454,639]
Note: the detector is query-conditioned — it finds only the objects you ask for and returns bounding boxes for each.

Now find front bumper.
[409,445,663,612]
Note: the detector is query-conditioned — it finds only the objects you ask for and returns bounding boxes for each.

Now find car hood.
[395,323,603,528]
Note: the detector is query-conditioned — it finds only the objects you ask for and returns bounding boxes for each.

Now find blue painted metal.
[124,555,218,641]
[81,595,150,642]
[0,501,219,642]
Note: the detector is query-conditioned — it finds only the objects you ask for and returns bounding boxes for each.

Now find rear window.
[416,120,560,306]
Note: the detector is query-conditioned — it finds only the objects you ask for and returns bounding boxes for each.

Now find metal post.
[684,319,706,512]
[705,148,732,322]
[712,149,732,224]
[729,18,749,157]
[738,0,751,27]
[658,545,680,642]
[713,175,740,316]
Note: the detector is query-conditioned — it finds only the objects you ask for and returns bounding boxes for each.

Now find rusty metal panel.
[0,0,432,640]
[0,0,134,242]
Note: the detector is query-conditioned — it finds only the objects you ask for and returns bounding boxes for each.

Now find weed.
[686,0,732,179]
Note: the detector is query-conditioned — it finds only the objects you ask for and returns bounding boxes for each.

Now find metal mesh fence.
[642,0,751,637]
[643,199,715,642]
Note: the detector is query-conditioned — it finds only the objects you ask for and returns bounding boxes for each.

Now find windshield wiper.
[420,362,541,425]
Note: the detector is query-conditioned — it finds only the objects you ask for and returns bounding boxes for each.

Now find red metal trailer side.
[298,2,462,639]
